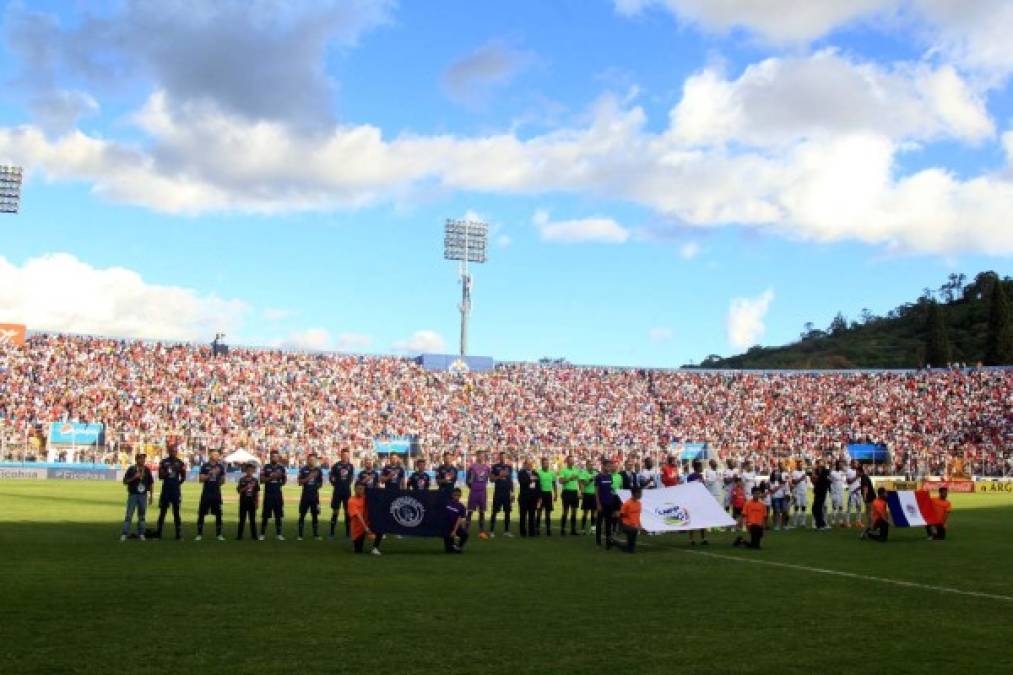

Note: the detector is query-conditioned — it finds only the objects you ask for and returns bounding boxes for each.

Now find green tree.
[924,301,951,367]
[985,280,1013,365]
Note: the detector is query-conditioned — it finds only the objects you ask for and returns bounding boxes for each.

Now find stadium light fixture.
[0,165,23,214]
[443,218,488,358]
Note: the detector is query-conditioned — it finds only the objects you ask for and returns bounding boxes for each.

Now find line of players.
[119,445,917,548]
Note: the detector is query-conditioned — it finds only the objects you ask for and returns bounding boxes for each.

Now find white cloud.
[262,307,293,321]
[280,328,332,351]
[615,0,895,43]
[443,41,534,104]
[392,329,446,354]
[533,209,630,243]
[0,253,246,340]
[911,0,1013,78]
[649,327,673,342]
[678,241,701,259]
[726,289,774,350]
[335,332,372,351]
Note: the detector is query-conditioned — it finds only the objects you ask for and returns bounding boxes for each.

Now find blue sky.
[0,0,1011,366]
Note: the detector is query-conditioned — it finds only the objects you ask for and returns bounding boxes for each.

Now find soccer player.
[380,453,406,491]
[812,458,831,530]
[686,460,709,546]
[535,457,558,536]
[768,461,788,530]
[195,449,226,541]
[704,458,723,504]
[444,487,469,554]
[637,457,659,489]
[465,451,491,536]
[928,486,952,540]
[489,452,514,538]
[435,452,458,496]
[328,448,355,539]
[740,460,756,497]
[722,459,739,511]
[259,450,287,541]
[348,483,382,555]
[614,487,643,553]
[156,442,186,540]
[356,457,380,488]
[297,453,323,540]
[120,452,153,541]
[407,458,431,491]
[733,488,768,549]
[558,455,581,536]
[235,462,259,540]
[845,460,863,527]
[660,454,680,487]
[595,458,618,547]
[516,458,540,537]
[789,461,809,529]
[578,458,598,534]
[860,487,890,542]
[829,460,847,527]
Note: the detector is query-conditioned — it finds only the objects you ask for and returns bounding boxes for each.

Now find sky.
[0,0,1012,367]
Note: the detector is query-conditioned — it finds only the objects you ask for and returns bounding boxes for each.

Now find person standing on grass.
[686,460,709,546]
[578,457,598,535]
[435,452,459,497]
[297,453,323,540]
[660,454,681,487]
[380,453,406,491]
[407,457,432,492]
[729,477,746,531]
[769,461,788,531]
[356,456,380,489]
[348,483,382,556]
[156,442,186,540]
[733,487,768,549]
[613,487,643,553]
[928,486,952,541]
[444,487,469,554]
[637,456,659,490]
[120,452,153,541]
[328,448,355,539]
[195,449,226,541]
[846,460,863,527]
[858,465,876,530]
[829,460,847,527]
[789,460,809,529]
[558,455,581,536]
[812,458,831,530]
[465,450,491,537]
[860,487,890,543]
[489,452,514,538]
[235,463,259,541]
[535,457,558,536]
[595,457,618,547]
[259,450,287,541]
[517,458,540,538]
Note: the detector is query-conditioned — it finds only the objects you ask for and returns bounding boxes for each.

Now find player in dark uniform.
[595,457,618,547]
[408,458,432,491]
[235,463,260,540]
[156,441,186,539]
[489,452,514,538]
[328,448,355,539]
[195,449,226,541]
[297,453,324,540]
[356,457,380,488]
[259,450,287,540]
[516,458,540,538]
[435,452,459,496]
[380,453,406,491]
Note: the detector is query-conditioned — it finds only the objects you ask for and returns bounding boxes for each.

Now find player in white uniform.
[704,459,722,502]
[829,460,847,527]
[740,460,756,498]
[789,462,809,528]
[722,459,739,511]
[845,460,863,527]
[768,461,788,530]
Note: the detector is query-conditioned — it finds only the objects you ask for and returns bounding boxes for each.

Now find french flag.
[887,490,940,527]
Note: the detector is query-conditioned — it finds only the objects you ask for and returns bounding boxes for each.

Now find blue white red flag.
[887,490,940,527]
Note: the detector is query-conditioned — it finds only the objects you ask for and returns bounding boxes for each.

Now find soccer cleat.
[370,548,382,556]
[277,534,286,541]
[194,535,202,541]
[502,531,514,538]
[488,532,495,539]
[297,536,304,541]
[216,535,225,541]
[258,535,265,541]
[139,534,146,541]
[119,534,127,542]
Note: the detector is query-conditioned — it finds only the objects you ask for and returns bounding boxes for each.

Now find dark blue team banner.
[366,489,450,537]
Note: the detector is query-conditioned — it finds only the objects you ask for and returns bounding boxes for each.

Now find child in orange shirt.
[861,487,890,543]
[348,483,383,555]
[733,488,767,549]
[612,487,643,553]
[928,486,952,541]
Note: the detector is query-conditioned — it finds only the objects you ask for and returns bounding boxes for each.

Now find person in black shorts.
[328,448,354,538]
[516,458,540,537]
[489,452,514,537]
[259,450,287,540]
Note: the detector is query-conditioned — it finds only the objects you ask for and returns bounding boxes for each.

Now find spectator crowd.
[1,334,1010,476]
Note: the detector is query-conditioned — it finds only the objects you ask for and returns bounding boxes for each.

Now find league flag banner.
[0,322,26,347]
[617,482,735,533]
[47,422,105,446]
[366,489,450,537]
[886,490,940,527]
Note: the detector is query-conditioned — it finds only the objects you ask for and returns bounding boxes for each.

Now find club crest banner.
[618,482,735,533]
[365,489,451,537]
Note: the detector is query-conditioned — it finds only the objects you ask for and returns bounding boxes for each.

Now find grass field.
[1,481,1011,675]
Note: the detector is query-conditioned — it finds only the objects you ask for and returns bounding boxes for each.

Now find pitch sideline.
[680,549,1013,603]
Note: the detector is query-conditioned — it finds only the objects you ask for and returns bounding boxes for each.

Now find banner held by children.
[886,490,940,527]
[618,482,735,533]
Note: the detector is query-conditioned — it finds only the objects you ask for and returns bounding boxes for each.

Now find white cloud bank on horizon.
[726,289,774,350]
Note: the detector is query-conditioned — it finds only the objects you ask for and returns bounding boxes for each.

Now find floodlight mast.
[443,219,488,358]
[0,165,23,214]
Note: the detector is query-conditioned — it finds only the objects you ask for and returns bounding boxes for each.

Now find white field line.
[680,549,1013,603]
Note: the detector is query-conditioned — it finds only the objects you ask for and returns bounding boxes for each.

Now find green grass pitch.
[1,481,1011,675]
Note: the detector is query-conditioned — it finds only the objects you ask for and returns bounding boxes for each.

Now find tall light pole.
[0,165,23,214]
[443,218,488,358]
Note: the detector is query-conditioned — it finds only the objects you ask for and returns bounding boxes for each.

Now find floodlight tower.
[443,218,488,358]
[0,165,23,214]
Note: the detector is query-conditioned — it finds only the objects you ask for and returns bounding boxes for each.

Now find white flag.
[618,481,735,533]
